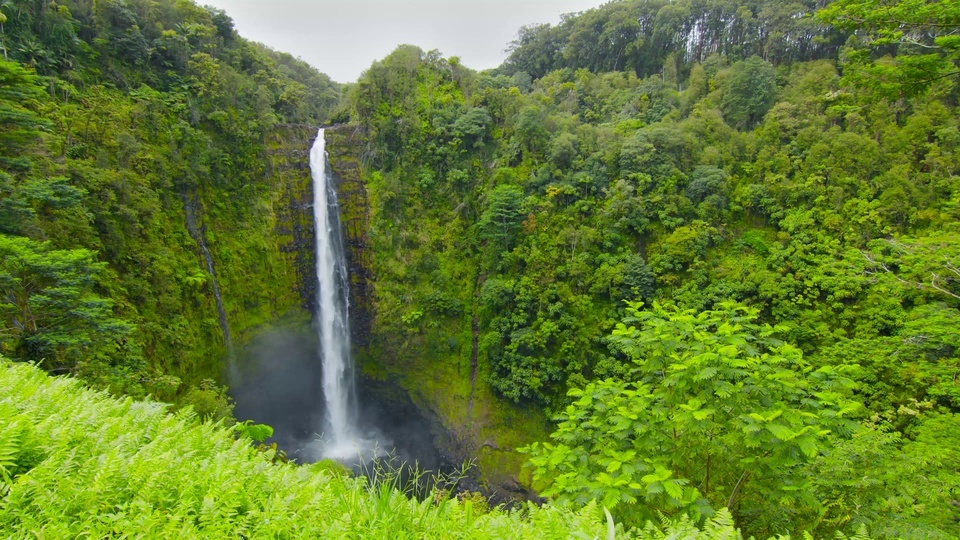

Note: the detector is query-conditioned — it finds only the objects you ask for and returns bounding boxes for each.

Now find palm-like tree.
[17,38,51,72]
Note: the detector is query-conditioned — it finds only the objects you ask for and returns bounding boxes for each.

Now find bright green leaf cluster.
[525,302,861,529]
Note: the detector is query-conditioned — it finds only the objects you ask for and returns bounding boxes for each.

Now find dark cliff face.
[266,124,371,343]
[265,125,319,314]
[325,125,373,348]
[260,124,538,503]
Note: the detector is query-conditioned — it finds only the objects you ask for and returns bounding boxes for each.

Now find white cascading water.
[310,128,360,459]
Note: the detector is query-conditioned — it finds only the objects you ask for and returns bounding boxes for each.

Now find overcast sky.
[199,0,607,83]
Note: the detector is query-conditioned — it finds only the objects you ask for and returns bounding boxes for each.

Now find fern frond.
[0,420,23,484]
[850,524,871,540]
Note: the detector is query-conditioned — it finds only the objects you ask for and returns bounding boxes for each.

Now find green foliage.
[178,378,235,422]
[0,59,47,163]
[0,357,820,539]
[720,56,778,130]
[502,0,847,79]
[0,234,134,373]
[620,254,655,302]
[0,0,341,403]
[862,231,960,303]
[234,420,274,443]
[524,302,860,529]
[818,0,960,97]
[453,106,492,147]
[636,509,874,540]
[477,184,525,263]
[351,6,960,523]
[804,418,960,538]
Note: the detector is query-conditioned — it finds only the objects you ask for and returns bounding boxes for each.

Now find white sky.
[199,0,608,83]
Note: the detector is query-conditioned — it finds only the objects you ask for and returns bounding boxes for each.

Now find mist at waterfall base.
[231,129,442,474]
[231,328,442,473]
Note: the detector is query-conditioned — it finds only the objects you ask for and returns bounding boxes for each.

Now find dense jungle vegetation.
[347,0,960,536]
[0,0,338,407]
[1,357,881,538]
[0,0,957,537]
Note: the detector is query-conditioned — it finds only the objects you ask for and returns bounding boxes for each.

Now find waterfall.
[310,128,359,459]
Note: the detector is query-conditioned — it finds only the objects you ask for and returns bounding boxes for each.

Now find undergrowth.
[0,359,871,539]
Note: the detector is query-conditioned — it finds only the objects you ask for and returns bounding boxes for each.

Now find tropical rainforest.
[0,0,958,538]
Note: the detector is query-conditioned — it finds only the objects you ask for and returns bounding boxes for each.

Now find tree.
[720,56,778,130]
[0,11,7,60]
[0,174,85,235]
[452,107,491,148]
[818,0,960,97]
[513,105,549,156]
[862,231,960,301]
[0,234,132,372]
[806,415,960,538]
[477,184,525,257]
[564,2,643,73]
[618,254,655,302]
[503,23,565,79]
[0,59,48,165]
[524,302,860,527]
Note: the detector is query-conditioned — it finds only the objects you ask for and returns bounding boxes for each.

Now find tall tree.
[720,55,778,130]
[0,234,132,372]
[0,58,47,165]
[818,0,960,97]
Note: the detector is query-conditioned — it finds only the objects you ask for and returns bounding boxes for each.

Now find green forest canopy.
[346,0,959,536]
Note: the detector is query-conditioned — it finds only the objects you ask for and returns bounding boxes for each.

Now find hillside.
[343,0,960,536]
[0,0,339,405]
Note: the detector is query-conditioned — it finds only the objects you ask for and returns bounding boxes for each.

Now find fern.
[0,420,21,484]
[701,509,743,540]
[845,524,871,540]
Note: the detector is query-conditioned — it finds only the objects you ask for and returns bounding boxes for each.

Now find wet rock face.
[324,125,373,348]
[356,376,446,473]
[266,124,368,333]
[266,125,319,314]
[231,326,325,457]
[265,124,539,504]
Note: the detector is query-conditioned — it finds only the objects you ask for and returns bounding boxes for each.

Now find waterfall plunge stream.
[310,128,368,460]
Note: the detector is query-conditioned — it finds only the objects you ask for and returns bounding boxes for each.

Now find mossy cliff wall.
[256,123,370,337]
[223,124,544,501]
[325,126,373,346]
[136,124,319,388]
[261,125,319,316]
[195,124,317,369]
[324,125,547,503]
